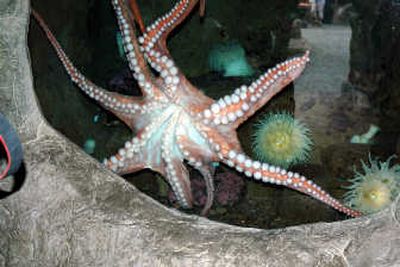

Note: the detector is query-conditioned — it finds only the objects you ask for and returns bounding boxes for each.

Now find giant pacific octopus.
[32,0,362,217]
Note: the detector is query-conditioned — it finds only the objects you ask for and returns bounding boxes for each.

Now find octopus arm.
[160,114,193,208]
[137,0,211,101]
[217,147,362,218]
[127,0,146,33]
[194,126,362,217]
[199,52,310,128]
[102,137,146,174]
[199,0,206,17]
[176,130,216,215]
[139,0,199,60]
[111,0,163,99]
[31,9,154,126]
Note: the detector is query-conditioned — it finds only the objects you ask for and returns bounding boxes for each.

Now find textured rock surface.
[349,0,400,129]
[1,1,400,266]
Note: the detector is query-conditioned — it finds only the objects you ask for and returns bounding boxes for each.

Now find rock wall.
[349,0,400,129]
[0,1,400,266]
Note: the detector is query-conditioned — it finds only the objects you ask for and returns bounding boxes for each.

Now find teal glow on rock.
[208,41,254,77]
[83,138,96,155]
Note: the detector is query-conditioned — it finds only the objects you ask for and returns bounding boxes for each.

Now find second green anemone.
[344,156,400,214]
[252,112,313,168]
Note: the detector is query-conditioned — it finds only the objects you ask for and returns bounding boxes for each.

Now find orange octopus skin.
[128,0,145,33]
[31,0,362,217]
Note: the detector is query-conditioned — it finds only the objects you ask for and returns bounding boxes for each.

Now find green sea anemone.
[252,112,313,168]
[344,156,400,214]
[208,41,254,77]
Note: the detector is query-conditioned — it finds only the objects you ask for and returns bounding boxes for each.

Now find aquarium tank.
[28,0,400,231]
